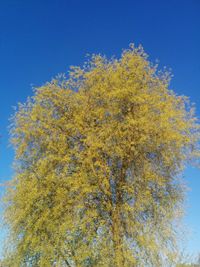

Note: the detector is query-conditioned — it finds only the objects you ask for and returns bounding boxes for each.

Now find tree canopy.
[3,45,200,266]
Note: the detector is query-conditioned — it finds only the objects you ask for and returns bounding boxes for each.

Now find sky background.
[0,0,200,260]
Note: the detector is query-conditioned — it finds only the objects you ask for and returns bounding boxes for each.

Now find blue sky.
[0,0,200,259]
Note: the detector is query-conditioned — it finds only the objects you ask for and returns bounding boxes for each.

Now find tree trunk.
[111,205,125,267]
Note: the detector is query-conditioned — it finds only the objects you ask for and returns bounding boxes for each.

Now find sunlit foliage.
[3,45,200,266]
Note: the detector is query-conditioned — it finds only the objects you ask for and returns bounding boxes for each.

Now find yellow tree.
[3,45,200,266]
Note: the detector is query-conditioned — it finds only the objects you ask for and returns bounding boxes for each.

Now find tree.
[176,251,199,267]
[3,45,200,266]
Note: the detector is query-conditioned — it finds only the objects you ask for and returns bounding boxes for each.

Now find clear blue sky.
[0,0,200,259]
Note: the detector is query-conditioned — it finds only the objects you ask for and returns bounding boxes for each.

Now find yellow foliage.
[3,44,200,266]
